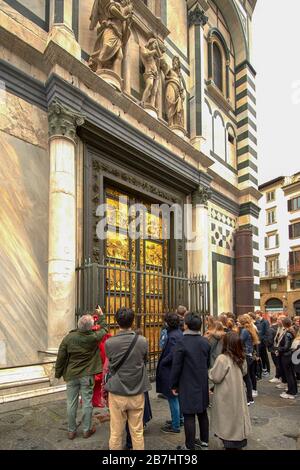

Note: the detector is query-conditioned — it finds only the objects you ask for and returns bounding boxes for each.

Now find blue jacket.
[256,318,270,343]
[156,328,183,399]
[240,328,254,355]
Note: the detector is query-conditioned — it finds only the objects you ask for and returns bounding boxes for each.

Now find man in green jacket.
[55,311,108,440]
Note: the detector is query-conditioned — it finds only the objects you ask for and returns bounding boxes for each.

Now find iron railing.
[75,261,210,379]
[260,268,287,279]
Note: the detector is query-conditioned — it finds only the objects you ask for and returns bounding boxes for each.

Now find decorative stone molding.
[92,159,181,204]
[48,100,85,142]
[188,5,208,27]
[192,185,212,207]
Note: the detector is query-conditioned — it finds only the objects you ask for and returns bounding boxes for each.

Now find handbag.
[104,334,139,385]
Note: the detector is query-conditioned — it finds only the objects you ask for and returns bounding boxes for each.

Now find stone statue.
[140,38,166,110]
[88,0,133,77]
[165,56,186,128]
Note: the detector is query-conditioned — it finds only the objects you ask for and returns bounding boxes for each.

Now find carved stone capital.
[188,5,208,27]
[48,100,85,142]
[192,185,212,207]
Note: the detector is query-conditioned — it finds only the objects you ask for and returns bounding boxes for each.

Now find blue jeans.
[168,396,180,431]
[66,375,94,433]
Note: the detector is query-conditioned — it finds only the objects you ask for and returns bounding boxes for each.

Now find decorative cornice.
[239,202,261,219]
[192,185,212,207]
[48,99,85,142]
[188,5,208,27]
[92,159,181,204]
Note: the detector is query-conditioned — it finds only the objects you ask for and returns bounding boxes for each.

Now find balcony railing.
[260,269,287,279]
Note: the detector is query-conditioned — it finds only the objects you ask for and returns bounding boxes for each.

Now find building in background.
[0,0,259,407]
[259,173,300,315]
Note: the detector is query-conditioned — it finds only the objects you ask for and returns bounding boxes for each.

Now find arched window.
[265,298,283,313]
[213,43,223,92]
[294,300,300,315]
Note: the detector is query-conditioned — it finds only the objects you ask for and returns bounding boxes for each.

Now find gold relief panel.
[106,231,130,261]
[106,197,129,229]
[145,241,163,267]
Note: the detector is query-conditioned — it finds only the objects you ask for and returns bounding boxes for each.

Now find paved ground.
[0,377,299,450]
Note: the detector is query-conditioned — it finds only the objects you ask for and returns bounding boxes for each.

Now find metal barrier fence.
[76,261,210,379]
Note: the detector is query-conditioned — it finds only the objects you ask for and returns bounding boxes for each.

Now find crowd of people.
[55,306,300,451]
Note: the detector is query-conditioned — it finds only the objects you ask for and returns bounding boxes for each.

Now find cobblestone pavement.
[0,377,299,450]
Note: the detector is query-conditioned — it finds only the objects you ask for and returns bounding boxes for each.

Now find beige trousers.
[109,392,145,450]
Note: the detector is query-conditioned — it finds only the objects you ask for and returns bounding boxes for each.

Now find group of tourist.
[55,306,300,451]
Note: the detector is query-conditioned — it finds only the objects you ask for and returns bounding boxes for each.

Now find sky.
[252,0,300,185]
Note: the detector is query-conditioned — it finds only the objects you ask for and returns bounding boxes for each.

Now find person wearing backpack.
[105,308,151,450]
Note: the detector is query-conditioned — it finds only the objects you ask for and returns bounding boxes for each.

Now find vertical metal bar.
[113,258,117,314]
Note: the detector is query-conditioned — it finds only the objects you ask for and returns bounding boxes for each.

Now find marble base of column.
[170,125,187,139]
[142,103,159,119]
[97,69,123,91]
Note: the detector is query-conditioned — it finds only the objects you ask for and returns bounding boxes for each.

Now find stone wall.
[0,94,49,367]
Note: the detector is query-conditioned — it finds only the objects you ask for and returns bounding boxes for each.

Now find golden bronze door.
[105,186,168,316]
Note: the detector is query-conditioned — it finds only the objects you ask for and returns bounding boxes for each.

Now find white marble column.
[189,186,211,279]
[188,2,208,151]
[47,100,84,353]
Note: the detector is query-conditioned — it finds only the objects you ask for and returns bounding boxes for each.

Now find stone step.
[0,384,67,413]
[0,377,50,397]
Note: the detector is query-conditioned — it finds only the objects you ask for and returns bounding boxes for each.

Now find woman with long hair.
[209,332,251,450]
[204,315,216,337]
[238,314,260,403]
[277,317,298,399]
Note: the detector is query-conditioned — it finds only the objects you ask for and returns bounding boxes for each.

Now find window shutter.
[276,234,279,247]
[289,225,293,239]
[265,237,268,249]
[289,252,294,266]
[288,199,292,211]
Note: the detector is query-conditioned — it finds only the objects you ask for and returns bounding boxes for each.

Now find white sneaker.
[252,390,258,397]
[269,377,281,384]
[276,383,287,389]
[280,392,296,400]
[247,401,254,406]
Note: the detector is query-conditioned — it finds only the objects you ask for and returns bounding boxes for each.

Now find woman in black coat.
[170,312,211,450]
[156,312,183,433]
[277,317,297,399]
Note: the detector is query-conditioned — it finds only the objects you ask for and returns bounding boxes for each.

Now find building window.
[288,196,300,212]
[289,251,300,273]
[266,208,276,225]
[270,282,278,292]
[291,278,300,290]
[289,222,300,239]
[227,131,236,168]
[265,256,279,275]
[265,233,279,250]
[266,191,275,203]
[213,43,223,92]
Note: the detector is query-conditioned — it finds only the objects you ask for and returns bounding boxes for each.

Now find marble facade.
[0,0,260,374]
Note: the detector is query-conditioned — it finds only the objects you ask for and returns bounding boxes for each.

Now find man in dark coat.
[171,312,211,450]
[156,312,183,433]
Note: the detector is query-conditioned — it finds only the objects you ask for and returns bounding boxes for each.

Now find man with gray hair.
[55,310,108,440]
